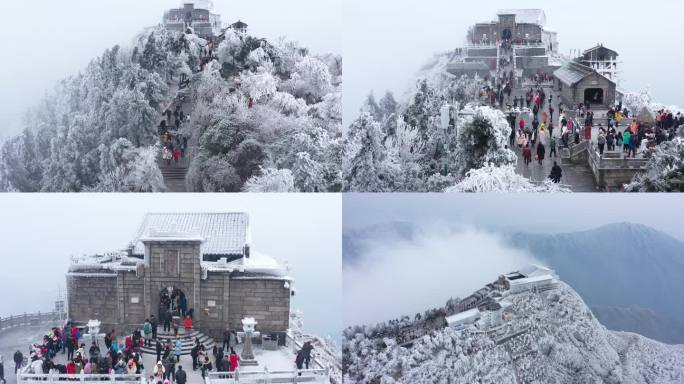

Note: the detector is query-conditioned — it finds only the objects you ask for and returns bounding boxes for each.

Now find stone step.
[160,168,188,174]
[138,331,216,356]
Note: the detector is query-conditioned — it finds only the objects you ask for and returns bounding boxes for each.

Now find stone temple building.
[449,9,560,79]
[163,1,223,39]
[554,61,616,109]
[66,213,292,341]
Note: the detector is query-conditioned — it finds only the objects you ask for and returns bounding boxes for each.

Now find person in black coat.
[176,365,187,384]
[536,142,546,166]
[13,351,23,374]
[151,315,158,340]
[549,162,562,183]
[0,354,6,384]
[301,342,314,369]
[156,340,163,364]
[190,345,199,371]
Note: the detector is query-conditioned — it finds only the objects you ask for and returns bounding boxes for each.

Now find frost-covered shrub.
[243,167,296,192]
[625,137,684,192]
[446,164,570,193]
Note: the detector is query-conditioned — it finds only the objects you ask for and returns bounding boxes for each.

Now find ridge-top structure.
[66,212,292,341]
[163,1,223,39]
[449,9,560,80]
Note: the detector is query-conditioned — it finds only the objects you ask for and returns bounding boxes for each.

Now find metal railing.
[17,373,145,384]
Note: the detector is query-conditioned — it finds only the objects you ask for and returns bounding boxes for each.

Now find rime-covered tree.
[344,113,399,192]
[625,137,684,192]
[243,167,296,192]
[454,107,516,178]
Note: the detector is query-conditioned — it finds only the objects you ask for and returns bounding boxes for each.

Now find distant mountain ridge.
[506,222,684,344]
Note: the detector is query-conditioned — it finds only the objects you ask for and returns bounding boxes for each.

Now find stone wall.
[67,241,291,340]
[515,56,548,70]
[576,73,616,109]
[144,241,202,328]
[467,47,497,57]
[199,272,230,339]
[516,24,542,40]
[228,279,290,334]
[473,24,497,42]
[465,57,497,71]
[117,271,146,331]
[67,274,119,329]
[515,47,546,57]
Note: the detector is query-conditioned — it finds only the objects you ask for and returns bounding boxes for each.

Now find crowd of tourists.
[10,322,147,378]
[160,104,189,165]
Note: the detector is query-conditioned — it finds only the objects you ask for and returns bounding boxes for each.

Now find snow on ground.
[343,274,684,383]
[0,322,61,384]
[2,326,318,384]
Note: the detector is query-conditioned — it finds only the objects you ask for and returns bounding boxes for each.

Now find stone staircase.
[159,157,189,192]
[140,329,216,356]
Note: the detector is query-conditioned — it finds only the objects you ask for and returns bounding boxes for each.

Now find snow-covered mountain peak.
[343,266,684,383]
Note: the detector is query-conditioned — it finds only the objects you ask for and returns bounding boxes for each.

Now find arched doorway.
[584,88,604,105]
[159,286,188,319]
[502,28,512,40]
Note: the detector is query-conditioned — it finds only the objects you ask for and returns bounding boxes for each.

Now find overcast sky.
[343,193,684,326]
[0,194,341,341]
[344,0,684,125]
[343,194,684,241]
[0,0,342,138]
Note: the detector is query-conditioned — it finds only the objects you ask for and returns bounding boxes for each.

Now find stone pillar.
[240,318,259,366]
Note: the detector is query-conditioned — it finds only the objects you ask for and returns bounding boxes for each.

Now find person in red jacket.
[183,316,193,332]
[66,360,76,381]
[172,147,181,164]
[522,144,532,167]
[229,349,240,372]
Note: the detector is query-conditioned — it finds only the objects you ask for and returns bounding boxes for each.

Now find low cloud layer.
[343,224,539,326]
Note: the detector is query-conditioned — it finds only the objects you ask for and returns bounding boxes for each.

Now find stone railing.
[207,368,328,384]
[0,311,65,333]
[587,143,648,170]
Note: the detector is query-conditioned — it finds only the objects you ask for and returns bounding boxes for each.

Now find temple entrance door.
[159,286,188,320]
[502,29,512,41]
[584,88,604,105]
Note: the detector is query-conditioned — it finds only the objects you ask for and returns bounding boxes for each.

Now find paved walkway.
[158,82,194,193]
[0,323,60,384]
[499,83,598,191]
[3,324,304,384]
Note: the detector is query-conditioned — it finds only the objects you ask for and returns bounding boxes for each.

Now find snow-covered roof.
[200,251,288,278]
[68,252,141,273]
[183,0,214,10]
[131,213,249,257]
[509,274,555,286]
[497,9,546,26]
[554,61,603,86]
[583,44,618,57]
[519,264,555,278]
[446,308,481,326]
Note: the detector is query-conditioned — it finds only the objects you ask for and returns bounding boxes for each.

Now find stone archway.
[159,286,188,319]
[502,28,512,40]
[584,88,604,105]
